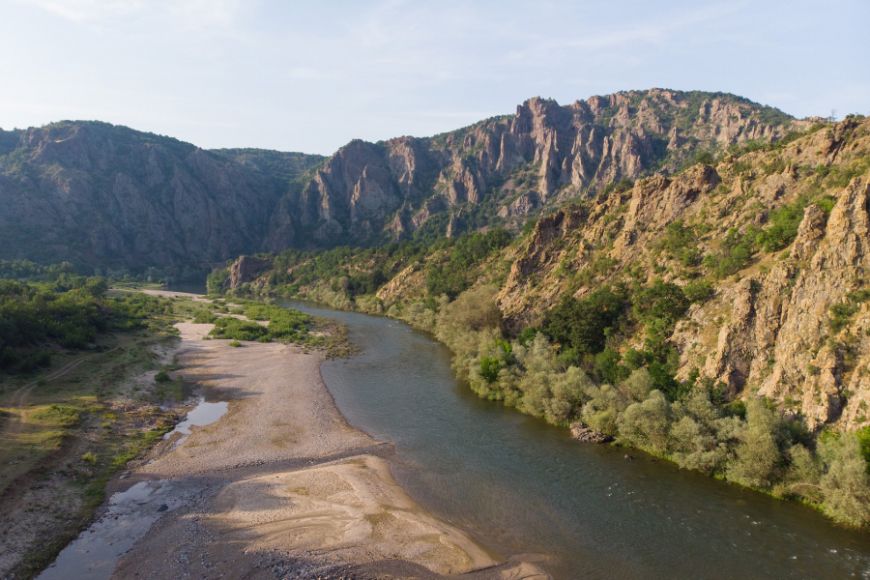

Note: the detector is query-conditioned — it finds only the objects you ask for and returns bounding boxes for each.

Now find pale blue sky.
[1,0,867,154]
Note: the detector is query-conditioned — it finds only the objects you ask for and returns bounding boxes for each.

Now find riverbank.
[0,301,184,578]
[54,292,545,578]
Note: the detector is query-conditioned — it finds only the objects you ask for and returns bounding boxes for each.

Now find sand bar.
[108,305,546,578]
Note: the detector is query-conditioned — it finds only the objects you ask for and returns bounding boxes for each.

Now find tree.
[543,366,592,425]
[631,280,690,328]
[727,398,782,488]
[819,434,870,527]
[581,384,625,436]
[619,367,655,403]
[617,389,672,454]
[670,416,727,474]
[784,443,822,502]
[542,286,627,357]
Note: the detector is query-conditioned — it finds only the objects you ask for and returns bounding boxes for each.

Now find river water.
[290,302,870,579]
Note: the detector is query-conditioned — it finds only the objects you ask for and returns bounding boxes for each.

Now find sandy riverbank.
[110,302,546,578]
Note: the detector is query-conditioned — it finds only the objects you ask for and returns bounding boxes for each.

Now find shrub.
[210,317,269,341]
[192,308,217,323]
[818,434,870,527]
[683,279,714,303]
[703,227,757,279]
[617,389,672,455]
[436,285,501,347]
[784,443,822,502]
[542,286,627,358]
[670,415,727,474]
[755,200,806,252]
[631,281,689,327]
[426,229,512,299]
[727,398,782,488]
[581,384,627,436]
[543,366,592,425]
[479,356,501,383]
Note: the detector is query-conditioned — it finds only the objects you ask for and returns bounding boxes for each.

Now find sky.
[1,0,868,155]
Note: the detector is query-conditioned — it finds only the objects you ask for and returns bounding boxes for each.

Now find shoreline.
[54,291,546,579]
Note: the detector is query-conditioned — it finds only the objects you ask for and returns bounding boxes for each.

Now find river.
[290,302,870,579]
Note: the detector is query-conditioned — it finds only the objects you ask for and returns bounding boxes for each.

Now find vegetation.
[426,229,512,299]
[422,284,870,526]
[0,278,188,576]
[205,115,870,528]
[0,276,170,373]
[208,302,313,344]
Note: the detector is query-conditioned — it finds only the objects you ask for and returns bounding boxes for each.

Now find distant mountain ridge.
[0,89,798,273]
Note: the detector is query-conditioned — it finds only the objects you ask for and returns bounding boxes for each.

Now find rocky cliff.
[495,117,870,430]
[0,90,794,273]
[243,116,870,434]
[278,89,795,244]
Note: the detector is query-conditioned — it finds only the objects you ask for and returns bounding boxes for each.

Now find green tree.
[542,286,627,357]
[727,398,782,488]
[819,434,870,527]
[617,389,672,454]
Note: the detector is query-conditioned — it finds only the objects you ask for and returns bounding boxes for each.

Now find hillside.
[221,116,870,527]
[0,90,794,275]
[0,122,321,275]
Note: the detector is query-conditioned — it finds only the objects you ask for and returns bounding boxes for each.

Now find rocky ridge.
[495,117,870,430]
[0,90,795,273]
[280,89,796,244]
[242,117,870,433]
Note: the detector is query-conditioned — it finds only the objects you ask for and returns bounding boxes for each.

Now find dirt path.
[1,348,118,439]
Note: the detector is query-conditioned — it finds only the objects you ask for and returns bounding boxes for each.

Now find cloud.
[20,0,246,29]
[20,0,145,22]
[505,1,747,64]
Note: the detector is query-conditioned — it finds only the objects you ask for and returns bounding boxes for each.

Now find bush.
[479,356,501,383]
[818,434,870,527]
[631,281,689,327]
[542,287,627,358]
[435,284,502,356]
[426,229,512,299]
[581,384,626,436]
[727,399,782,488]
[755,200,806,252]
[0,278,167,373]
[617,389,672,455]
[658,221,701,266]
[192,308,217,323]
[683,279,714,303]
[670,415,727,474]
[210,317,269,341]
[703,228,757,278]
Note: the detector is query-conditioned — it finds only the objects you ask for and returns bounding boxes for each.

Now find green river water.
[294,302,870,579]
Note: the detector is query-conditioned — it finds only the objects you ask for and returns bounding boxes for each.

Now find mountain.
[230,116,870,432]
[221,115,870,526]
[0,90,796,274]
[276,89,796,244]
[0,122,322,275]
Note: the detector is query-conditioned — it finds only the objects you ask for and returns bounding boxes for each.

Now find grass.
[0,294,190,577]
